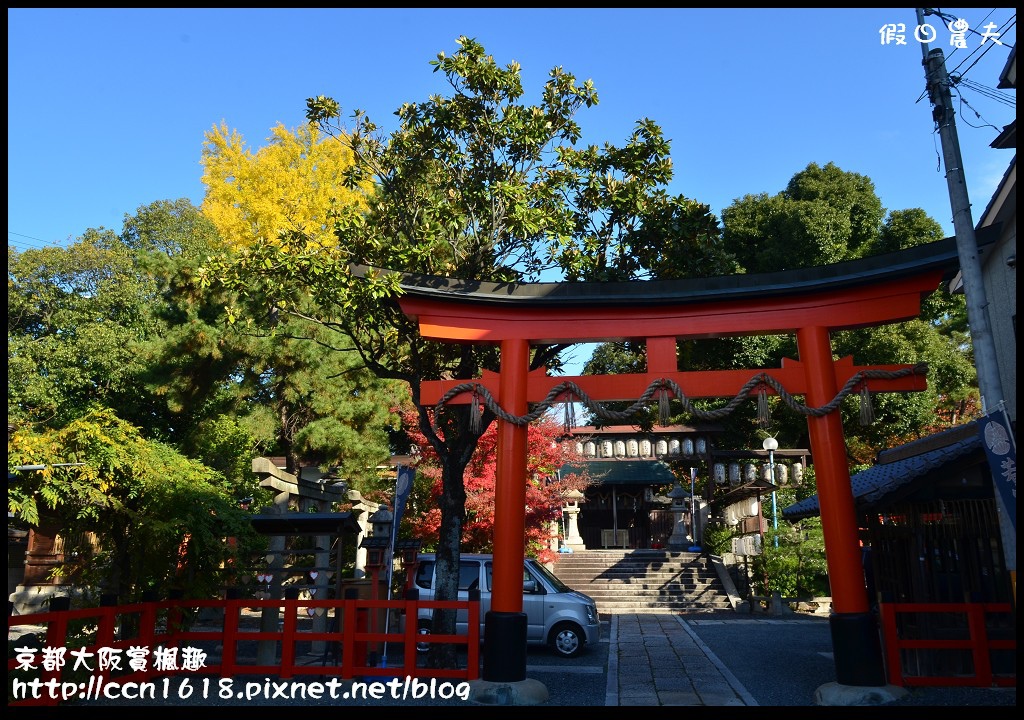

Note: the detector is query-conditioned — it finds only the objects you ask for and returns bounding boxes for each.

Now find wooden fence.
[878,601,1015,688]
[8,596,480,706]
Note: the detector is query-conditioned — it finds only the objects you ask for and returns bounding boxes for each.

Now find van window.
[529,560,571,593]
[415,561,434,590]
[415,559,480,591]
[484,562,535,592]
[458,561,480,591]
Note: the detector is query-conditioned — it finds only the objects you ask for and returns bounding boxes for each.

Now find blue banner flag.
[978,412,1016,534]
[393,465,415,532]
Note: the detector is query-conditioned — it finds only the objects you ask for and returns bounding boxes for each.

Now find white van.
[412,553,600,658]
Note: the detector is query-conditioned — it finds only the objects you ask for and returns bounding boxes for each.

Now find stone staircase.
[550,549,734,614]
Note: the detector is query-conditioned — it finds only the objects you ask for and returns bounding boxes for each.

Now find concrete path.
[606,614,756,706]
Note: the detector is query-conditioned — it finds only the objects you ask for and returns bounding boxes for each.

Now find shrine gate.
[395,238,961,689]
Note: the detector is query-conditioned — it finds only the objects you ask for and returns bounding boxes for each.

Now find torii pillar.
[486,338,531,681]
[396,238,960,692]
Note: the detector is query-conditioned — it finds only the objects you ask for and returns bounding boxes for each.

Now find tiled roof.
[560,459,677,486]
[783,423,983,520]
[249,512,360,535]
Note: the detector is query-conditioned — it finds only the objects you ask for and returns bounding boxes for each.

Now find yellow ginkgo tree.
[199,121,401,482]
[201,121,371,250]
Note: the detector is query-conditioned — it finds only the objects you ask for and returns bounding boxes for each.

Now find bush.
[701,523,735,556]
[750,524,829,598]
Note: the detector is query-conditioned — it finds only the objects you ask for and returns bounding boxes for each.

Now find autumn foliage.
[400,408,590,564]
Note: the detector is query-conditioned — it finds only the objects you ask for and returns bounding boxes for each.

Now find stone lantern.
[666,483,691,550]
[561,489,586,552]
[369,504,394,540]
[395,538,423,595]
[360,535,391,577]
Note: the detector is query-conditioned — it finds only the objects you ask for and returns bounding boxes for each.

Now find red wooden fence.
[8,596,480,706]
[878,601,1016,688]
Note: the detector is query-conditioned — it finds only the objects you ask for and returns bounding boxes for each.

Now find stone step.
[555,571,712,580]
[555,568,712,577]
[595,598,732,606]
[553,558,710,568]
[559,573,711,581]
[554,553,704,561]
[595,601,732,613]
[576,592,724,600]
[557,573,717,582]
[554,566,715,575]
[550,549,733,615]
[602,610,730,615]
[563,585,719,593]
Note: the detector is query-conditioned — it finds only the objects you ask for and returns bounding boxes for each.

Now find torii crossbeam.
[394,238,961,689]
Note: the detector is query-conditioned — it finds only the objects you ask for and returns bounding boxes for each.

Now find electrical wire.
[7,231,62,252]
[927,9,1015,82]
[916,9,1016,148]
[954,77,1016,108]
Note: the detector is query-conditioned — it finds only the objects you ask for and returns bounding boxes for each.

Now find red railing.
[8,596,480,706]
[878,601,1016,688]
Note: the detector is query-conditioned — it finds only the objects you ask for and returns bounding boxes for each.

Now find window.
[485,562,539,592]
[459,561,481,591]
[416,559,482,591]
[415,561,434,590]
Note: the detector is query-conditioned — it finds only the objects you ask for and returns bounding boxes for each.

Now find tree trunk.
[426,450,469,669]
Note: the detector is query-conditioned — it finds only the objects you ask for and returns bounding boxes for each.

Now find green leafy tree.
[8,409,260,601]
[721,161,885,271]
[7,209,269,601]
[203,36,733,667]
[118,199,247,445]
[587,161,974,459]
[8,231,157,430]
[750,466,829,600]
[119,199,401,489]
[9,199,404,603]
[724,162,975,457]
[584,163,974,601]
[196,123,405,483]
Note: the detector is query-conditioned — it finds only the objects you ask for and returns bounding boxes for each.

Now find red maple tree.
[400,408,590,564]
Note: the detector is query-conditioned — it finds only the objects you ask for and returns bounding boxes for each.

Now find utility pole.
[914,8,1015,576]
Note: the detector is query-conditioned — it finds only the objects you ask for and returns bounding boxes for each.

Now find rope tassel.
[757,385,771,428]
[859,385,875,426]
[658,387,671,427]
[469,387,482,434]
[563,392,577,434]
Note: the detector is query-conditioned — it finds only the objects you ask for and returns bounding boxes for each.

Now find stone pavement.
[606,614,755,706]
[601,613,1014,708]
[15,610,1013,707]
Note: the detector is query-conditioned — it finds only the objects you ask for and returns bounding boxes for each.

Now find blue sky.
[8,8,1016,255]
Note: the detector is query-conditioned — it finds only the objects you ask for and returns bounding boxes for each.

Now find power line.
[8,231,68,252]
[954,77,1016,108]
[931,9,1015,83]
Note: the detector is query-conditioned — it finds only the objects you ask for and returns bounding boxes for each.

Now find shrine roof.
[361,234,978,308]
[561,459,677,486]
[783,423,985,521]
[249,512,360,536]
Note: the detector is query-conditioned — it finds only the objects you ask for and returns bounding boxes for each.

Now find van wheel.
[416,621,431,653]
[550,622,584,658]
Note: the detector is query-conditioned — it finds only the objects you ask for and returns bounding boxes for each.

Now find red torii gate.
[396,239,960,689]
